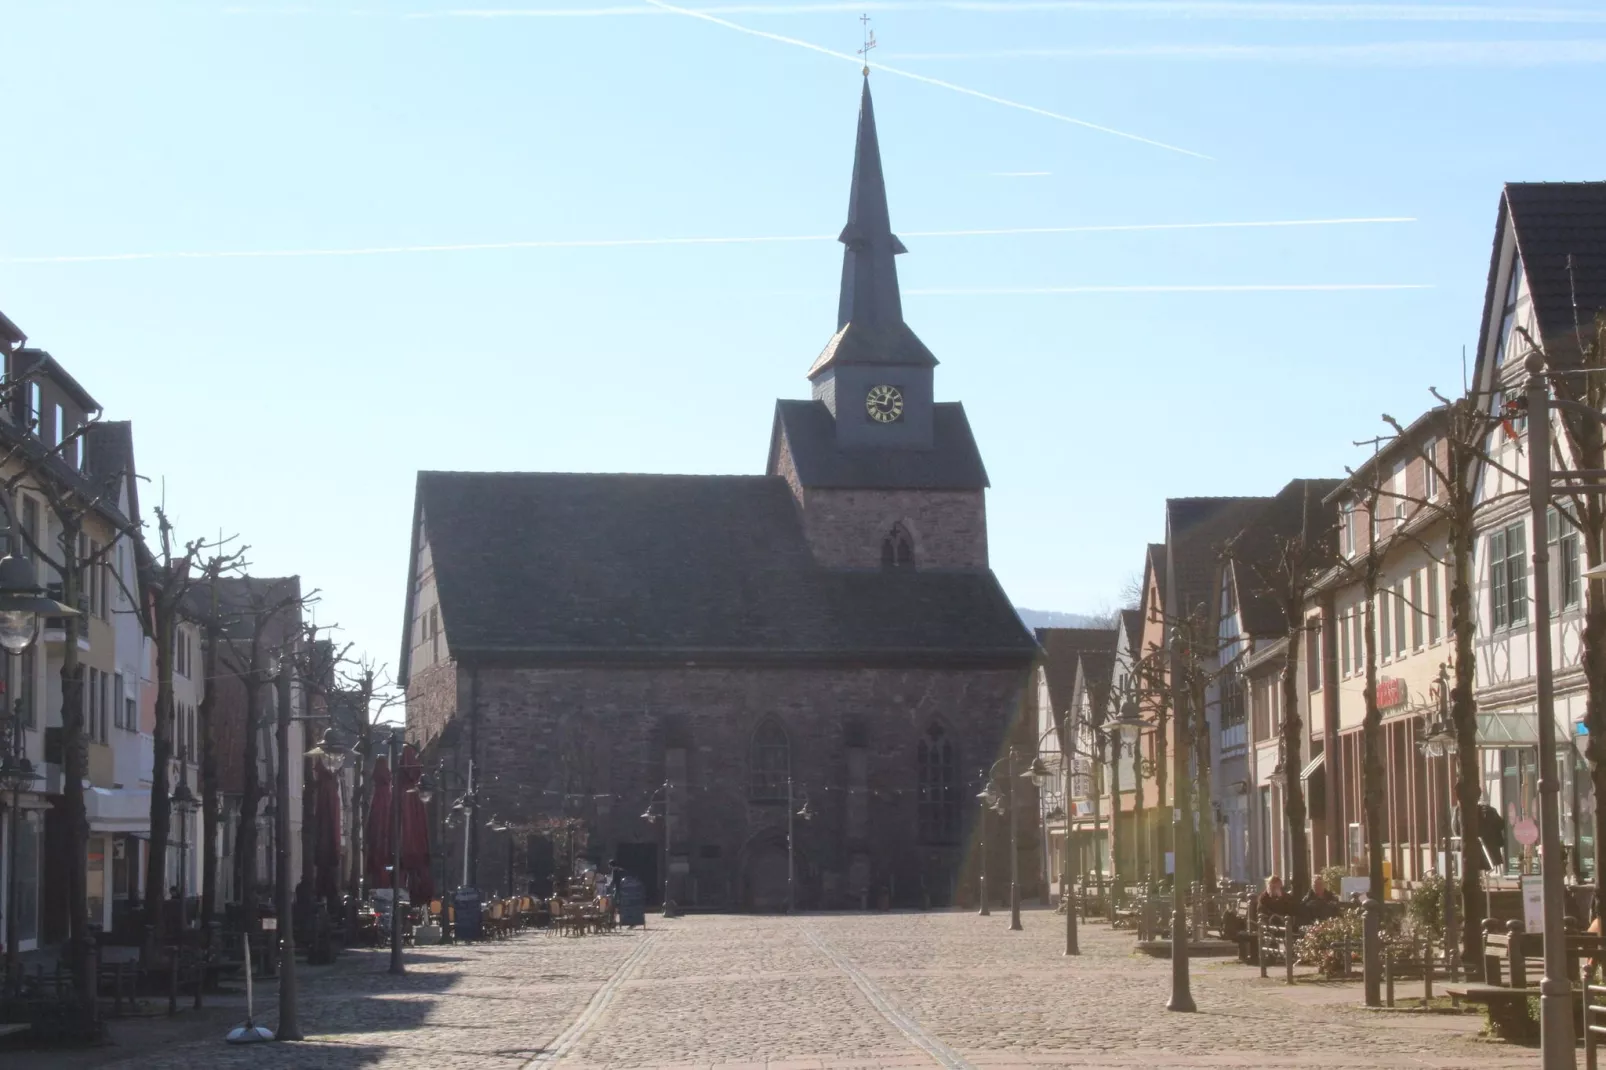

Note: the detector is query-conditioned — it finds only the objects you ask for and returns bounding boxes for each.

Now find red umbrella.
[313,763,343,901]
[365,755,394,890]
[398,744,435,903]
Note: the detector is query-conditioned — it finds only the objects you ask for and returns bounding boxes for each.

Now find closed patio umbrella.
[313,763,343,901]
[365,755,394,890]
[398,744,435,903]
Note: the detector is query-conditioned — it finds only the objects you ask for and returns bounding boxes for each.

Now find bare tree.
[214,577,314,929]
[138,512,239,961]
[1342,389,1516,975]
[1531,312,1606,944]
[1227,482,1339,900]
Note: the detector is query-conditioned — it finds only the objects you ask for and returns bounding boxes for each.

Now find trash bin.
[453,888,483,942]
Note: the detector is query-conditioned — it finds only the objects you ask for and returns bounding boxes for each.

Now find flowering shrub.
[1295,914,1416,978]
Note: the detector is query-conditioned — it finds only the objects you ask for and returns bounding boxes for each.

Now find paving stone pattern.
[98,910,1540,1069]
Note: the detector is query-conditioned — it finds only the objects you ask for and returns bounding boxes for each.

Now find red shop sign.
[1377,677,1408,710]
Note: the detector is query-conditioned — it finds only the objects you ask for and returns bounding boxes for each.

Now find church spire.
[836,76,908,331]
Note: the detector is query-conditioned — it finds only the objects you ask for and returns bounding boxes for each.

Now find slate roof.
[1166,497,1270,624]
[0,309,23,349]
[770,399,989,490]
[1034,627,1117,716]
[407,471,1036,674]
[1482,182,1606,361]
[12,347,99,413]
[1227,479,1342,639]
[1073,649,1117,723]
[1119,609,1143,654]
[809,78,938,378]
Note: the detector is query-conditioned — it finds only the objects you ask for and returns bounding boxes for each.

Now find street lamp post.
[641,781,673,914]
[169,763,199,1014]
[0,552,75,1003]
[272,657,302,1041]
[1523,354,1576,1068]
[786,778,814,913]
[1418,664,1459,983]
[977,753,1023,931]
[387,728,406,977]
[976,770,990,917]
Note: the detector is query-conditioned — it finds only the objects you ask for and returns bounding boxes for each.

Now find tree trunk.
[1447,477,1487,978]
[1154,701,1170,878]
[238,660,263,928]
[1132,734,1146,887]
[141,600,176,961]
[58,526,94,1019]
[1363,590,1387,900]
[1193,680,1215,891]
[199,615,220,944]
[1280,639,1311,898]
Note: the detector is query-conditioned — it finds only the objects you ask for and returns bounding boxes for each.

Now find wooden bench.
[1481,918,1600,989]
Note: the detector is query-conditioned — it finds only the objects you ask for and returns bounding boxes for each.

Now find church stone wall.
[798,487,988,570]
[453,662,1037,910]
[407,659,460,751]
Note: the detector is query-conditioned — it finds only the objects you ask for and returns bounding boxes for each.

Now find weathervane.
[858,13,876,75]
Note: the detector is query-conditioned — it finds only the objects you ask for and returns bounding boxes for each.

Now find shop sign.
[1377,676,1408,710]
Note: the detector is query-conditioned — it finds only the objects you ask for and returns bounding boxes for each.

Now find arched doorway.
[741,830,798,912]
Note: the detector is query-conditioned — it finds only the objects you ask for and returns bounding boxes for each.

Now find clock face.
[865,384,904,424]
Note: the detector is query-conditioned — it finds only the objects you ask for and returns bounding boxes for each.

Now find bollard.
[1506,919,1526,990]
[1285,925,1296,985]
[167,949,178,1016]
[1385,944,1395,1007]
[1258,912,1268,979]
[1423,933,1433,1003]
[1362,897,1382,1007]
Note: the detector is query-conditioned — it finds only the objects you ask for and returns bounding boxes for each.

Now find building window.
[1548,506,1581,611]
[748,719,790,802]
[53,403,64,450]
[916,722,960,845]
[881,523,915,570]
[1338,610,1351,677]
[87,667,99,744]
[1378,590,1391,660]
[1425,441,1440,501]
[1393,580,1407,658]
[19,647,34,729]
[1490,522,1529,630]
[1341,502,1356,557]
[1410,570,1425,649]
[429,607,440,662]
[102,671,111,745]
[1428,563,1442,644]
[1305,620,1321,691]
[1352,610,1363,673]
[114,673,125,731]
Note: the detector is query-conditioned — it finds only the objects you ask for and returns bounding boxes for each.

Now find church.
[400,78,1040,911]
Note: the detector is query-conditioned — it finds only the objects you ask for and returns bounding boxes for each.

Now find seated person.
[1256,875,1298,920]
[1301,875,1341,921]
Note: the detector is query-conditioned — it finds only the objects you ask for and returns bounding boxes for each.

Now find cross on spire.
[858,13,876,75]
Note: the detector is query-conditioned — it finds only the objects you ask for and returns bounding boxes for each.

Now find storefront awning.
[1301,752,1325,782]
[86,787,150,833]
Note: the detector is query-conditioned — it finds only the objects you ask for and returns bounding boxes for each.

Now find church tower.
[766,77,991,572]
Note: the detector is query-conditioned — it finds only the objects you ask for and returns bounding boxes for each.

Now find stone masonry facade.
[416,662,1038,910]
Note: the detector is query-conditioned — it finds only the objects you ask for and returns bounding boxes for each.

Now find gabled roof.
[82,421,140,529]
[1119,608,1143,653]
[12,348,100,413]
[405,471,1036,676]
[1227,478,1342,639]
[1324,408,1445,503]
[769,399,989,490]
[0,309,23,350]
[1035,626,1117,717]
[1073,649,1118,723]
[1166,497,1269,624]
[1483,183,1606,362]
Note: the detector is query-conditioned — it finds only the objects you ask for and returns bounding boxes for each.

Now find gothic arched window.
[749,719,790,802]
[917,722,960,844]
[881,523,915,570]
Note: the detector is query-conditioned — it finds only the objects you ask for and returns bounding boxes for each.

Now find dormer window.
[881,523,915,569]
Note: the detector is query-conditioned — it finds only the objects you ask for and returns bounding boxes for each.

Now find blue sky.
[4,1,1606,673]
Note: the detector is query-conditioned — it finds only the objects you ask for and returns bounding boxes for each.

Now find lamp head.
[304,726,350,774]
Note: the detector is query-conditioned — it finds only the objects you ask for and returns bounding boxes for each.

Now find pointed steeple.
[808,77,936,382]
[837,76,907,331]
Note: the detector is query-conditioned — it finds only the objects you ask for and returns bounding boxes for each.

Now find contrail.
[640,0,1211,159]
[307,3,1606,24]
[905,283,1434,294]
[890,39,1606,63]
[0,216,1413,265]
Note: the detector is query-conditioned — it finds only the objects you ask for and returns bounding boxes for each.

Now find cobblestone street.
[43,908,1540,1070]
